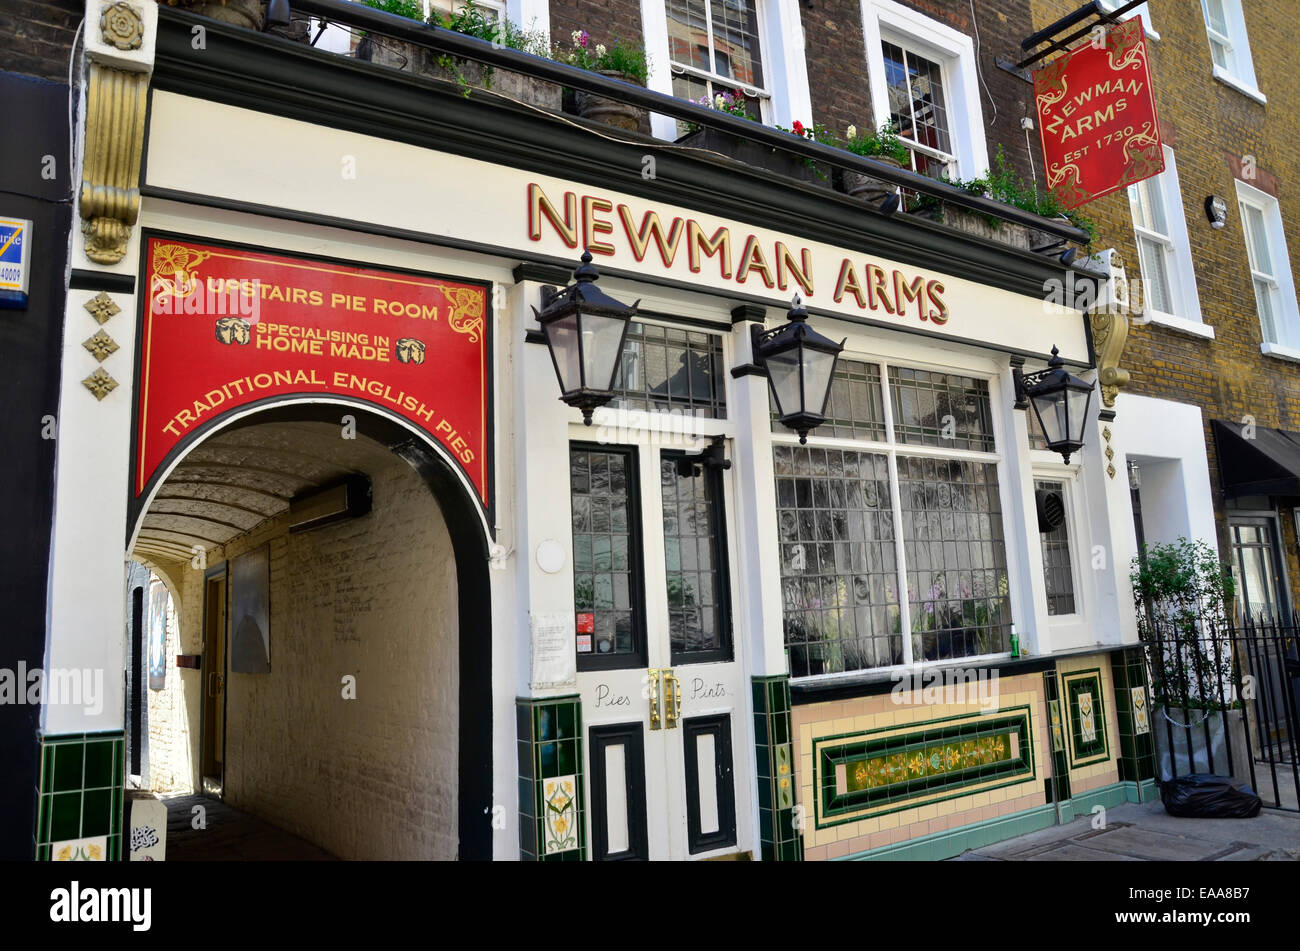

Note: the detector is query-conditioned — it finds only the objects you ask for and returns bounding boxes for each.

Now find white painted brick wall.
[146,449,459,859]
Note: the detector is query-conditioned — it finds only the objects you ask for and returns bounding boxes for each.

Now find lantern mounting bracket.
[674,436,732,478]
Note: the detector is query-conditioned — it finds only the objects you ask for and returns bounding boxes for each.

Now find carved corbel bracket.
[1088,253,1132,409]
[79,62,149,264]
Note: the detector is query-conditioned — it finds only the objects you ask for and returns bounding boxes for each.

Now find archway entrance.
[125,404,492,859]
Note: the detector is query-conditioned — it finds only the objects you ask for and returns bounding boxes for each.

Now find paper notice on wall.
[531,612,577,689]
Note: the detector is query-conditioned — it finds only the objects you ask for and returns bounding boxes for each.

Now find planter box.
[573,70,647,132]
[357,37,562,111]
[676,127,832,189]
[1152,706,1252,783]
[841,156,903,203]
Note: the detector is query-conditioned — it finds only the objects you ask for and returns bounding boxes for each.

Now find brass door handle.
[648,668,662,731]
[664,669,681,729]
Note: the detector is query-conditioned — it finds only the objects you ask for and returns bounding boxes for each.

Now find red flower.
[792,119,805,136]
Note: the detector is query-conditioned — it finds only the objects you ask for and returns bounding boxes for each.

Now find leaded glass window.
[899,457,1011,660]
[662,454,731,662]
[571,445,644,667]
[770,359,886,442]
[1035,479,1077,616]
[890,367,995,451]
[612,322,727,418]
[773,360,1013,674]
[774,446,901,676]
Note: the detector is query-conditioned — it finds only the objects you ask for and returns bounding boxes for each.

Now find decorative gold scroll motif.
[441,285,487,343]
[79,63,149,264]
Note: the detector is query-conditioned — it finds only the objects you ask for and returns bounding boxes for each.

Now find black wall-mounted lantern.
[533,251,638,425]
[1014,345,1094,464]
[754,295,845,444]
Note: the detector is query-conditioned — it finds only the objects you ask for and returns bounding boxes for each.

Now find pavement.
[158,793,337,861]
[954,800,1300,861]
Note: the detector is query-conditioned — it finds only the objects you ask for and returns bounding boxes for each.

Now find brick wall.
[1029,1,1300,590]
[549,0,645,58]
[154,448,460,860]
[803,0,1039,185]
[1,0,83,82]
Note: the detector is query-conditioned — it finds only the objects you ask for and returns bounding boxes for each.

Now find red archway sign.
[1033,16,1163,209]
[134,234,492,511]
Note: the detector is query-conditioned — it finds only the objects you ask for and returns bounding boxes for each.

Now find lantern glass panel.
[1031,390,1068,447]
[765,347,803,417]
[546,312,581,393]
[1065,385,1092,444]
[580,311,629,393]
[801,348,837,417]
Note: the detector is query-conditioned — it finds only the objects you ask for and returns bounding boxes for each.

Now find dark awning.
[1210,419,1300,498]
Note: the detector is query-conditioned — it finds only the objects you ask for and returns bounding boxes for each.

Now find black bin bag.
[1161,774,1262,818]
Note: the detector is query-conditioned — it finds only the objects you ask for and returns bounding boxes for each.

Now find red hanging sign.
[134,234,492,509]
[1033,16,1163,209]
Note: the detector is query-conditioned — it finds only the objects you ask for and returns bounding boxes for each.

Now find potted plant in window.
[840,123,909,202]
[562,32,650,132]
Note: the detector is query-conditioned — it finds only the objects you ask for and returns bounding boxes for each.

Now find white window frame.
[775,339,1021,682]
[859,0,989,181]
[1029,462,1092,649]
[1127,147,1209,338]
[642,0,813,140]
[1098,1,1158,40]
[1200,0,1265,103]
[1236,179,1300,358]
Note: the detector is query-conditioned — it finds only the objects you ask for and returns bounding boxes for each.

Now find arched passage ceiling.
[131,421,399,564]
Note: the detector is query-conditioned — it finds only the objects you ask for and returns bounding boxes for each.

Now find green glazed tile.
[51,743,84,793]
[49,792,82,842]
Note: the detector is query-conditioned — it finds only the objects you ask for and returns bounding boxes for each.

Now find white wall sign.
[530,611,576,689]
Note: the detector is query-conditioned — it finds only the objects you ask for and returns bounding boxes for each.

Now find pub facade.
[27,0,1160,861]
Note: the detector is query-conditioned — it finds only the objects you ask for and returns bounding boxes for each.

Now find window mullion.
[878,363,912,664]
[703,0,717,80]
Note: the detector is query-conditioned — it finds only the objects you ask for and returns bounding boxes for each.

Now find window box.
[355,36,563,110]
[675,127,833,189]
[573,70,647,132]
[841,156,904,203]
[908,200,1036,252]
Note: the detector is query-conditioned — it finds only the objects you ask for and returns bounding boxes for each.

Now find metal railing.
[1142,614,1300,811]
[281,0,1090,245]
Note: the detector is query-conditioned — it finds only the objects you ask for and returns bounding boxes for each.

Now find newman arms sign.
[1033,16,1163,210]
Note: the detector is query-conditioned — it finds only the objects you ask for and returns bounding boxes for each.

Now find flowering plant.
[561,31,649,83]
[697,89,752,119]
[843,122,909,165]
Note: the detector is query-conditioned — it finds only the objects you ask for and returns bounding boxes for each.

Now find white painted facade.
[40,0,1187,861]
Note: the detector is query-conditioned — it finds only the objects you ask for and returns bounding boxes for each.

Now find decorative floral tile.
[1049,699,1065,752]
[542,774,578,855]
[1078,691,1097,743]
[51,836,107,861]
[1132,686,1150,735]
[1062,669,1109,767]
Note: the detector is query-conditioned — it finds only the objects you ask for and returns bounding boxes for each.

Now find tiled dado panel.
[753,676,803,862]
[35,732,125,861]
[517,697,586,861]
[794,673,1052,861]
[1056,654,1122,797]
[1109,648,1156,787]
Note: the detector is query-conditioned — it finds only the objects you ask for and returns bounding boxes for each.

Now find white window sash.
[860,0,989,180]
